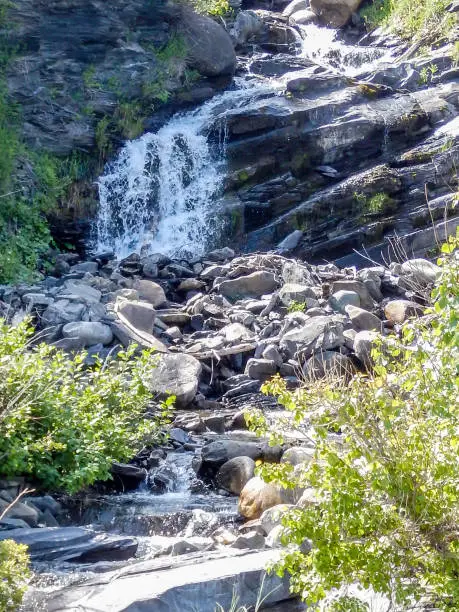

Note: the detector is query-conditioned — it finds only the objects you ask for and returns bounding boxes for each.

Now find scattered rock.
[217,272,278,301]
[345,305,382,332]
[150,353,202,408]
[62,322,113,347]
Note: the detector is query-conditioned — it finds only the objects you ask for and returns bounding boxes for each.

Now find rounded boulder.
[216,456,256,495]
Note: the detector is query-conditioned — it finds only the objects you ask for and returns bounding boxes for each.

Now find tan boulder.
[238,477,284,520]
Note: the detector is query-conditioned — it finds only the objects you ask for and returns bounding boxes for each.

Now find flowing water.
[94,22,393,260]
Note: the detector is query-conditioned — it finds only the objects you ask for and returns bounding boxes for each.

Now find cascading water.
[96,81,275,259]
[94,22,393,260]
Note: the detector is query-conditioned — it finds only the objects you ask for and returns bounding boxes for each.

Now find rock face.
[150,353,202,408]
[310,0,363,26]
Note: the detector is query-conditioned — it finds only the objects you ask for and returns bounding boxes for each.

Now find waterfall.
[95,81,272,260]
[94,24,392,260]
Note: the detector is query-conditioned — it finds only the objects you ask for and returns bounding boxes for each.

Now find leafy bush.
[249,235,459,609]
[190,0,230,16]
[0,539,29,611]
[360,0,455,42]
[0,319,170,493]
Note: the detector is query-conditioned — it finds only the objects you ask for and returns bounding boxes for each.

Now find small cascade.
[298,24,392,76]
[95,81,274,259]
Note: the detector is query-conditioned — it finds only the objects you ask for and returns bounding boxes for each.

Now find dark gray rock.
[111,462,147,491]
[216,456,256,495]
[0,527,137,563]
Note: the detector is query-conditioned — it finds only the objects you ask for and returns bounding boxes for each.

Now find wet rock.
[169,428,191,445]
[290,8,318,24]
[206,247,236,262]
[345,305,381,332]
[277,229,303,251]
[217,271,278,301]
[62,321,113,347]
[201,440,264,468]
[245,358,277,381]
[0,527,137,563]
[133,279,167,307]
[111,462,147,491]
[216,456,256,495]
[384,299,423,324]
[231,10,264,46]
[150,353,202,408]
[239,477,284,519]
[30,495,62,516]
[283,0,308,17]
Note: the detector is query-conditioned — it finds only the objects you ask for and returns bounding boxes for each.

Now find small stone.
[329,290,360,313]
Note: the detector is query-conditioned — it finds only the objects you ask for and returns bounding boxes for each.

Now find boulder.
[281,316,344,357]
[245,358,277,381]
[0,527,137,563]
[302,351,354,380]
[384,299,423,324]
[111,462,147,491]
[206,247,235,262]
[201,441,264,467]
[216,456,256,495]
[150,353,202,408]
[329,290,360,313]
[283,0,308,16]
[42,300,86,327]
[217,271,278,301]
[58,281,102,304]
[179,8,236,77]
[400,259,441,286]
[62,322,113,347]
[331,280,374,309]
[231,10,264,46]
[0,499,40,527]
[290,8,318,24]
[345,305,381,332]
[310,0,364,26]
[133,280,167,307]
[239,477,284,519]
[115,299,156,334]
[279,283,317,306]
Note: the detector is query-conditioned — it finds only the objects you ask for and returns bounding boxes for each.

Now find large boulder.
[245,358,277,381]
[280,315,344,358]
[178,8,237,77]
[239,477,284,519]
[400,259,441,286]
[310,0,364,26]
[111,462,147,491]
[62,322,113,347]
[217,271,278,301]
[231,10,264,47]
[201,441,265,467]
[345,305,381,332]
[115,299,156,334]
[150,353,202,408]
[216,456,256,495]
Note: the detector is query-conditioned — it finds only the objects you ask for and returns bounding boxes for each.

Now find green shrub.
[190,0,230,16]
[248,234,459,609]
[0,539,29,611]
[0,319,171,493]
[287,300,306,313]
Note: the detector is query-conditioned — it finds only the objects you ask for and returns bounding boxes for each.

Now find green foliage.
[353,191,396,219]
[249,235,459,609]
[287,300,306,313]
[0,319,171,493]
[82,65,102,91]
[0,539,30,611]
[360,0,454,42]
[190,0,230,16]
[418,63,438,85]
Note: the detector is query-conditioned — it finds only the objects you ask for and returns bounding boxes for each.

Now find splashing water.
[96,81,273,259]
[298,24,393,76]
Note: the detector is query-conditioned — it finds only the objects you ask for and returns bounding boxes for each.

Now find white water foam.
[96,80,273,259]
